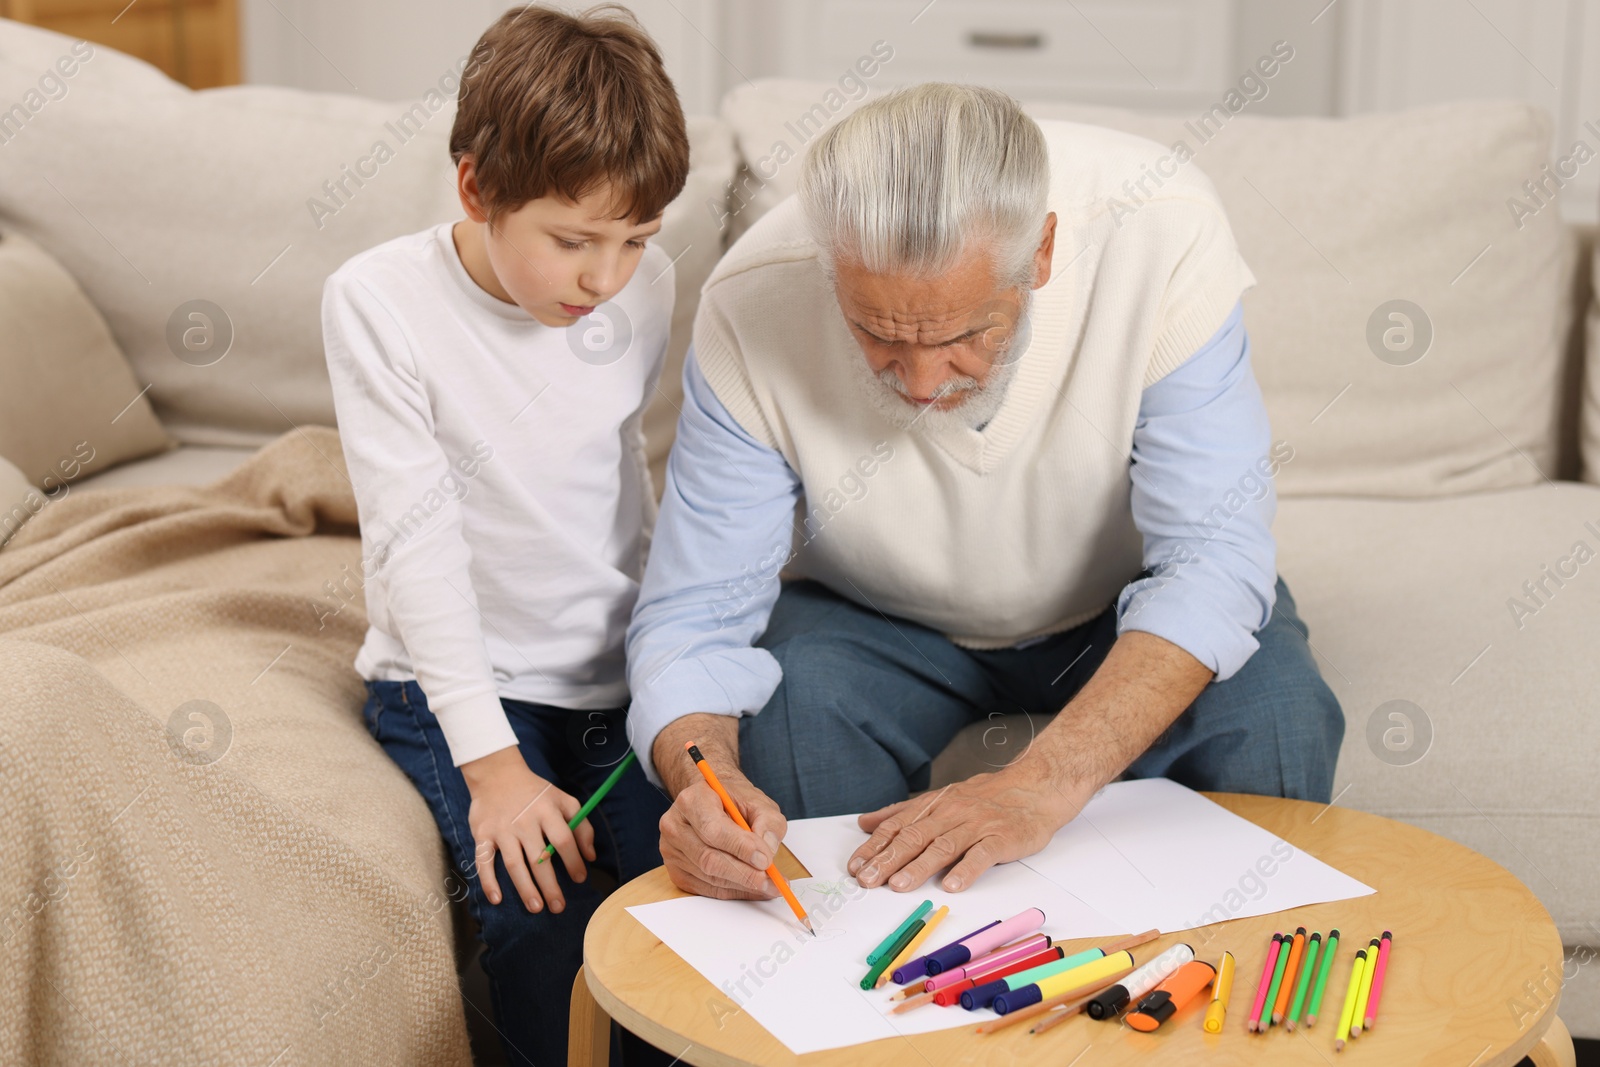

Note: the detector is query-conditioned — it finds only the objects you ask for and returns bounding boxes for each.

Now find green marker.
[1261,928,1292,1027]
[862,918,924,989]
[867,899,933,965]
[534,749,637,865]
[1286,931,1322,1030]
[1304,928,1340,1027]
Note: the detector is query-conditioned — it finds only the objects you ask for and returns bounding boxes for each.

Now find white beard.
[849,295,1032,435]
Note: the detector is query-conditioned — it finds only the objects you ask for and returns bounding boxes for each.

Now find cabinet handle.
[967,31,1045,49]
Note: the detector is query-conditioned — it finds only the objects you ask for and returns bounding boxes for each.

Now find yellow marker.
[1033,950,1135,1002]
[1334,949,1367,1052]
[876,905,948,988]
[1203,951,1235,1033]
[1351,938,1380,1037]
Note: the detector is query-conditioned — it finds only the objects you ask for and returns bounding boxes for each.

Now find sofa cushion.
[73,444,258,492]
[0,19,742,456]
[0,229,172,488]
[642,117,738,494]
[1272,484,1600,944]
[720,81,1579,498]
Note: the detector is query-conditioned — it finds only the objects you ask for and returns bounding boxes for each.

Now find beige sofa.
[2,15,1596,1055]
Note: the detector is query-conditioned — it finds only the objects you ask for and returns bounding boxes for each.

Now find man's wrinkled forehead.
[832,256,1021,346]
[838,291,999,346]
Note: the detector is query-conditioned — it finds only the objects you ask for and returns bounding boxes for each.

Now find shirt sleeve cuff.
[626,648,784,788]
[1115,576,1271,683]
[430,690,520,767]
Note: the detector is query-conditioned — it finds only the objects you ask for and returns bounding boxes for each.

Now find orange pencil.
[686,743,813,935]
[1272,928,1307,1025]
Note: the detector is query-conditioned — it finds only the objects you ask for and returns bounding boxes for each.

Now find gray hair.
[797,83,1049,288]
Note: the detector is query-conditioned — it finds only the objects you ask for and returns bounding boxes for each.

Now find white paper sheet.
[627,867,1122,1055]
[626,778,1373,1055]
[1017,778,1375,933]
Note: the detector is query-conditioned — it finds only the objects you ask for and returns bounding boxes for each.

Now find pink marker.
[923,908,1046,975]
[1248,934,1283,1033]
[1363,932,1393,1030]
[922,934,1052,992]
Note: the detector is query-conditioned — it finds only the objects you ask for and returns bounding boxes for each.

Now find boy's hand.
[460,747,597,913]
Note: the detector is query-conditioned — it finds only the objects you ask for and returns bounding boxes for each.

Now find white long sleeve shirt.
[321,221,672,765]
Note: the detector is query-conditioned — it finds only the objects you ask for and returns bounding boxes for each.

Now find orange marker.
[686,743,813,934]
[1126,959,1217,1032]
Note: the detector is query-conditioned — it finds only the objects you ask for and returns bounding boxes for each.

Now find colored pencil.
[1364,932,1393,1031]
[1335,948,1367,1052]
[1304,928,1340,1027]
[877,905,948,988]
[685,743,812,934]
[1285,932,1321,1031]
[1272,928,1307,1025]
[534,749,637,865]
[1351,937,1380,1037]
[1261,930,1293,1028]
[1247,933,1282,1032]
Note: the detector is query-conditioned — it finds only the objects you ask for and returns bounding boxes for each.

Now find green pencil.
[1285,932,1321,1030]
[867,899,933,965]
[862,918,924,989]
[1261,927,1292,1027]
[534,749,637,865]
[1304,928,1340,1026]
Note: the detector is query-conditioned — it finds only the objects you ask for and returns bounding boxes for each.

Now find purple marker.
[923,908,1047,976]
[890,920,1001,985]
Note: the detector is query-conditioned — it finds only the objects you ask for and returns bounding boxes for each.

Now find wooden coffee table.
[572,794,1575,1066]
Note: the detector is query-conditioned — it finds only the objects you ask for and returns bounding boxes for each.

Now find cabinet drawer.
[797,0,1233,106]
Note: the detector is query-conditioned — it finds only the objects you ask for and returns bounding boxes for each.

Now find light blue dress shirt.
[625,300,1277,785]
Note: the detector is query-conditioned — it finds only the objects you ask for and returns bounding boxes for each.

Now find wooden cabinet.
[1,0,240,88]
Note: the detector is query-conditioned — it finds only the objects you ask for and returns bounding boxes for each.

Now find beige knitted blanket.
[0,428,472,1066]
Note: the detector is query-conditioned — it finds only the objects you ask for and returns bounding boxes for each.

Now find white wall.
[241,0,1600,221]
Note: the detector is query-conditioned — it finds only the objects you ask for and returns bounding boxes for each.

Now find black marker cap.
[1134,989,1178,1026]
[1085,982,1130,1020]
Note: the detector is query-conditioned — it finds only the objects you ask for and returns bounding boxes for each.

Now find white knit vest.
[694,119,1257,648]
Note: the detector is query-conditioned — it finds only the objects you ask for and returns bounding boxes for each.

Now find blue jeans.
[739,576,1344,816]
[362,681,670,1067]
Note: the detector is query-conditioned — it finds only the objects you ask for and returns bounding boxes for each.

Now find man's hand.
[654,713,788,900]
[847,756,1089,894]
[461,746,597,913]
[848,630,1214,894]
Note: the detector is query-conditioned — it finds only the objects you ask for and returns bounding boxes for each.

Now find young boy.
[319,6,687,1064]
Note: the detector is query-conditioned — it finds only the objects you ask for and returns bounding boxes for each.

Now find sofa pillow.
[0,229,172,491]
[0,18,462,445]
[720,82,1579,498]
[0,19,744,455]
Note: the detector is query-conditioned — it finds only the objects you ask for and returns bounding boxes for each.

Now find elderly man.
[625,84,1343,902]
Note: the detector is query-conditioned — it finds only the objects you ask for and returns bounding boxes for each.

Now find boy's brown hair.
[449,4,689,227]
